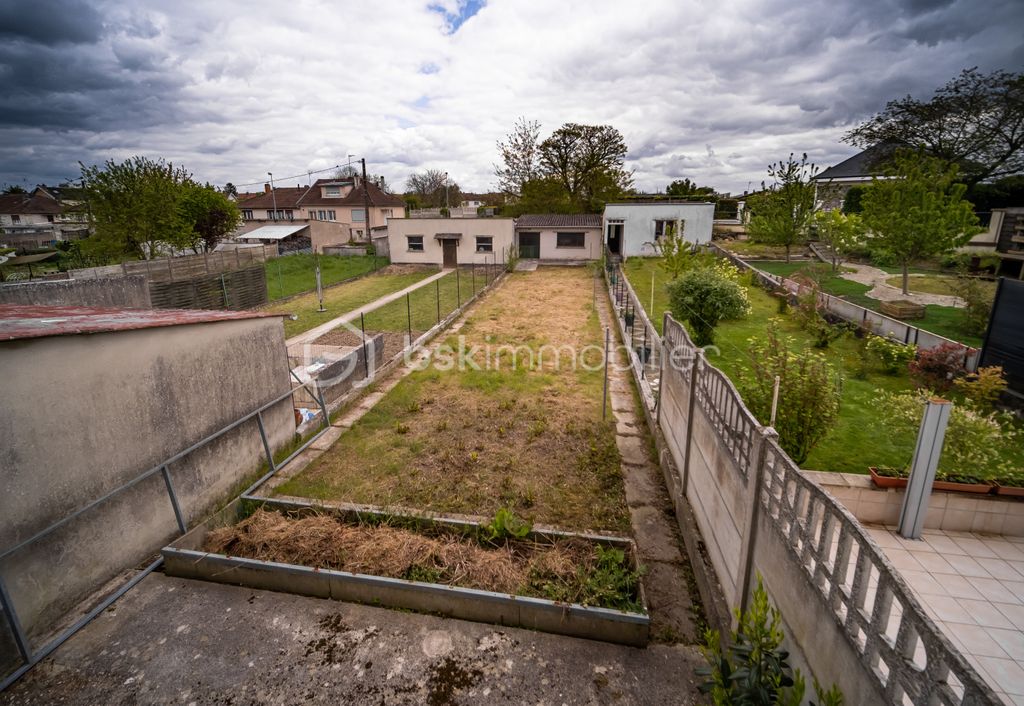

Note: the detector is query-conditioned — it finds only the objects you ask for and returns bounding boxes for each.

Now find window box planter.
[162,498,650,646]
[869,467,995,494]
[869,466,908,489]
[992,483,1024,498]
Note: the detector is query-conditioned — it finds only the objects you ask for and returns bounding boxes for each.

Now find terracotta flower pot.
[931,479,995,495]
[993,483,1024,498]
[869,467,907,489]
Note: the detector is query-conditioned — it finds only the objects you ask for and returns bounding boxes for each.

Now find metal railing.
[0,376,331,691]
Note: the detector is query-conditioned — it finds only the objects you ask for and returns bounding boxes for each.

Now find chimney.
[264,183,271,193]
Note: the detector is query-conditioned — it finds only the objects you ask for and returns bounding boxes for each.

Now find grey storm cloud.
[0,0,1022,193]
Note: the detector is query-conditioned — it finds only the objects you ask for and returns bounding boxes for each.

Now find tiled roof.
[0,304,286,341]
[813,142,900,181]
[237,187,310,210]
[515,214,602,229]
[329,181,405,208]
[0,192,61,215]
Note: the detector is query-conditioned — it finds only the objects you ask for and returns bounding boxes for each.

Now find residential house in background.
[0,187,89,250]
[811,142,898,211]
[603,201,714,257]
[386,218,514,267]
[514,214,602,262]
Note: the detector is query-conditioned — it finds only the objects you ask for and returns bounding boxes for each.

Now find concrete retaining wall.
[0,275,151,308]
[0,317,295,642]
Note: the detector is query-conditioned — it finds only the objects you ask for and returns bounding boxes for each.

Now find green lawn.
[363,267,496,334]
[266,270,435,338]
[621,257,1022,475]
[749,261,983,347]
[265,253,386,301]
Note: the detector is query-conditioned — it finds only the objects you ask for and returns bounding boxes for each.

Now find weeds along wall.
[605,265,1001,706]
[0,316,295,663]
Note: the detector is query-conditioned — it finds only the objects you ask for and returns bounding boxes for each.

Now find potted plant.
[932,471,995,494]
[869,465,908,489]
[992,469,1024,498]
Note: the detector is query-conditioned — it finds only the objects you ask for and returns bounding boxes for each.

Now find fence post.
[406,292,412,343]
[456,266,461,306]
[602,327,610,420]
[0,573,31,662]
[681,349,703,496]
[471,264,475,297]
[255,411,276,473]
[220,273,229,308]
[436,278,441,325]
[360,313,370,379]
[656,312,670,425]
[737,426,779,622]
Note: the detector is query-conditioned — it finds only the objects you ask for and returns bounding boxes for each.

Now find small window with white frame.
[407,235,424,252]
[328,210,336,221]
[352,209,366,222]
[325,185,341,197]
[475,236,493,252]
[242,209,253,220]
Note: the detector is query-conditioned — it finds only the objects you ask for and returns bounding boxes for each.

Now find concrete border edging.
[161,497,650,647]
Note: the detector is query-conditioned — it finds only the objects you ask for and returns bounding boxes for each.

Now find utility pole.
[267,172,277,221]
[361,158,370,242]
[444,171,449,213]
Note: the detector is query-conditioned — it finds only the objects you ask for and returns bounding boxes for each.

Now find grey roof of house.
[813,143,900,181]
[515,214,602,229]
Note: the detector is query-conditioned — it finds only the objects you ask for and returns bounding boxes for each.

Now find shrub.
[952,365,1008,409]
[908,342,968,391]
[865,335,917,374]
[739,321,843,464]
[667,266,751,346]
[698,578,843,706]
[792,288,845,348]
[949,274,993,337]
[878,389,1018,483]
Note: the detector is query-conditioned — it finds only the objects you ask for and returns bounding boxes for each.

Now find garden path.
[839,262,965,307]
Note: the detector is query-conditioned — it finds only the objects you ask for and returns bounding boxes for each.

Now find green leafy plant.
[952,366,1008,409]
[482,507,532,543]
[698,578,843,706]
[738,321,843,464]
[667,266,751,346]
[809,209,865,271]
[877,389,1019,483]
[949,272,994,337]
[865,335,917,375]
[537,545,643,612]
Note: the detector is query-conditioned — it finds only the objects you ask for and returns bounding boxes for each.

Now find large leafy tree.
[845,68,1024,186]
[538,122,632,210]
[80,156,194,260]
[405,169,461,209]
[494,120,632,213]
[179,183,241,253]
[746,153,818,262]
[666,178,717,199]
[861,150,981,294]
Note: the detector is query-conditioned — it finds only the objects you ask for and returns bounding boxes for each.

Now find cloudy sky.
[1,0,1022,196]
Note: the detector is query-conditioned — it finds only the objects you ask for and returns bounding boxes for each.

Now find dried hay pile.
[203,509,588,596]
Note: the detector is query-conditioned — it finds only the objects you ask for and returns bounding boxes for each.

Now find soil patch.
[314,328,422,360]
[203,508,642,611]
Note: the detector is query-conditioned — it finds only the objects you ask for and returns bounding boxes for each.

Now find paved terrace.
[868,526,1024,705]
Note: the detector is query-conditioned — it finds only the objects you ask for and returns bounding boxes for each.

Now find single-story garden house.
[386,218,515,267]
[514,214,602,263]
[603,202,714,257]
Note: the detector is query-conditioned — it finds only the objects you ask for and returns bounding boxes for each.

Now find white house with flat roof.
[603,202,714,257]
[386,218,515,267]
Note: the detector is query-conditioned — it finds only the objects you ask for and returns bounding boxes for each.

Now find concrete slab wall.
[0,317,295,640]
[0,275,151,308]
[386,218,514,266]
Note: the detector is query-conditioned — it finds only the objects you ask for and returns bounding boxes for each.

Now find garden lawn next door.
[519,232,540,259]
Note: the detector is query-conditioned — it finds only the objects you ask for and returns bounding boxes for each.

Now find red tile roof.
[300,178,405,209]
[238,187,310,210]
[0,192,62,216]
[0,305,286,341]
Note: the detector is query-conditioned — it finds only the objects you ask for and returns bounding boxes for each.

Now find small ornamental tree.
[655,224,698,279]
[667,267,750,346]
[746,153,818,262]
[739,321,842,464]
[860,150,981,294]
[809,209,865,271]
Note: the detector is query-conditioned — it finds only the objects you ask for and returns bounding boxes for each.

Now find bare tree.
[494,117,541,198]
[406,169,460,209]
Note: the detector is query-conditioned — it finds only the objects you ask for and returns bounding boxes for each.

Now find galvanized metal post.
[160,465,187,534]
[602,327,611,420]
[255,411,276,472]
[0,573,31,662]
[435,278,441,324]
[898,399,952,540]
[471,263,475,297]
[360,312,369,379]
[316,383,329,428]
[220,273,229,308]
[456,266,461,306]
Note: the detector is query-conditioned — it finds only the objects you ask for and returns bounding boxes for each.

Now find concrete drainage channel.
[161,497,650,647]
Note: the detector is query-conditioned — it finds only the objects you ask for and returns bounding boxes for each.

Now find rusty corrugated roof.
[0,304,286,341]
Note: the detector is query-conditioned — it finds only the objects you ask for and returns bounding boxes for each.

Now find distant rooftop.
[813,142,901,181]
[515,214,602,228]
[0,305,286,342]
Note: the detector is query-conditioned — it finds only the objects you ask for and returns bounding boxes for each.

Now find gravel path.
[839,263,964,307]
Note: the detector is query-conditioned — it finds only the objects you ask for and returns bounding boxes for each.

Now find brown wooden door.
[442,240,458,267]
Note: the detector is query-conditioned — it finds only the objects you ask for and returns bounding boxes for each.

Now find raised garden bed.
[879,300,926,320]
[869,467,995,494]
[162,498,649,646]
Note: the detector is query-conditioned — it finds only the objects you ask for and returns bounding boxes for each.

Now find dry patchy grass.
[276,267,628,534]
